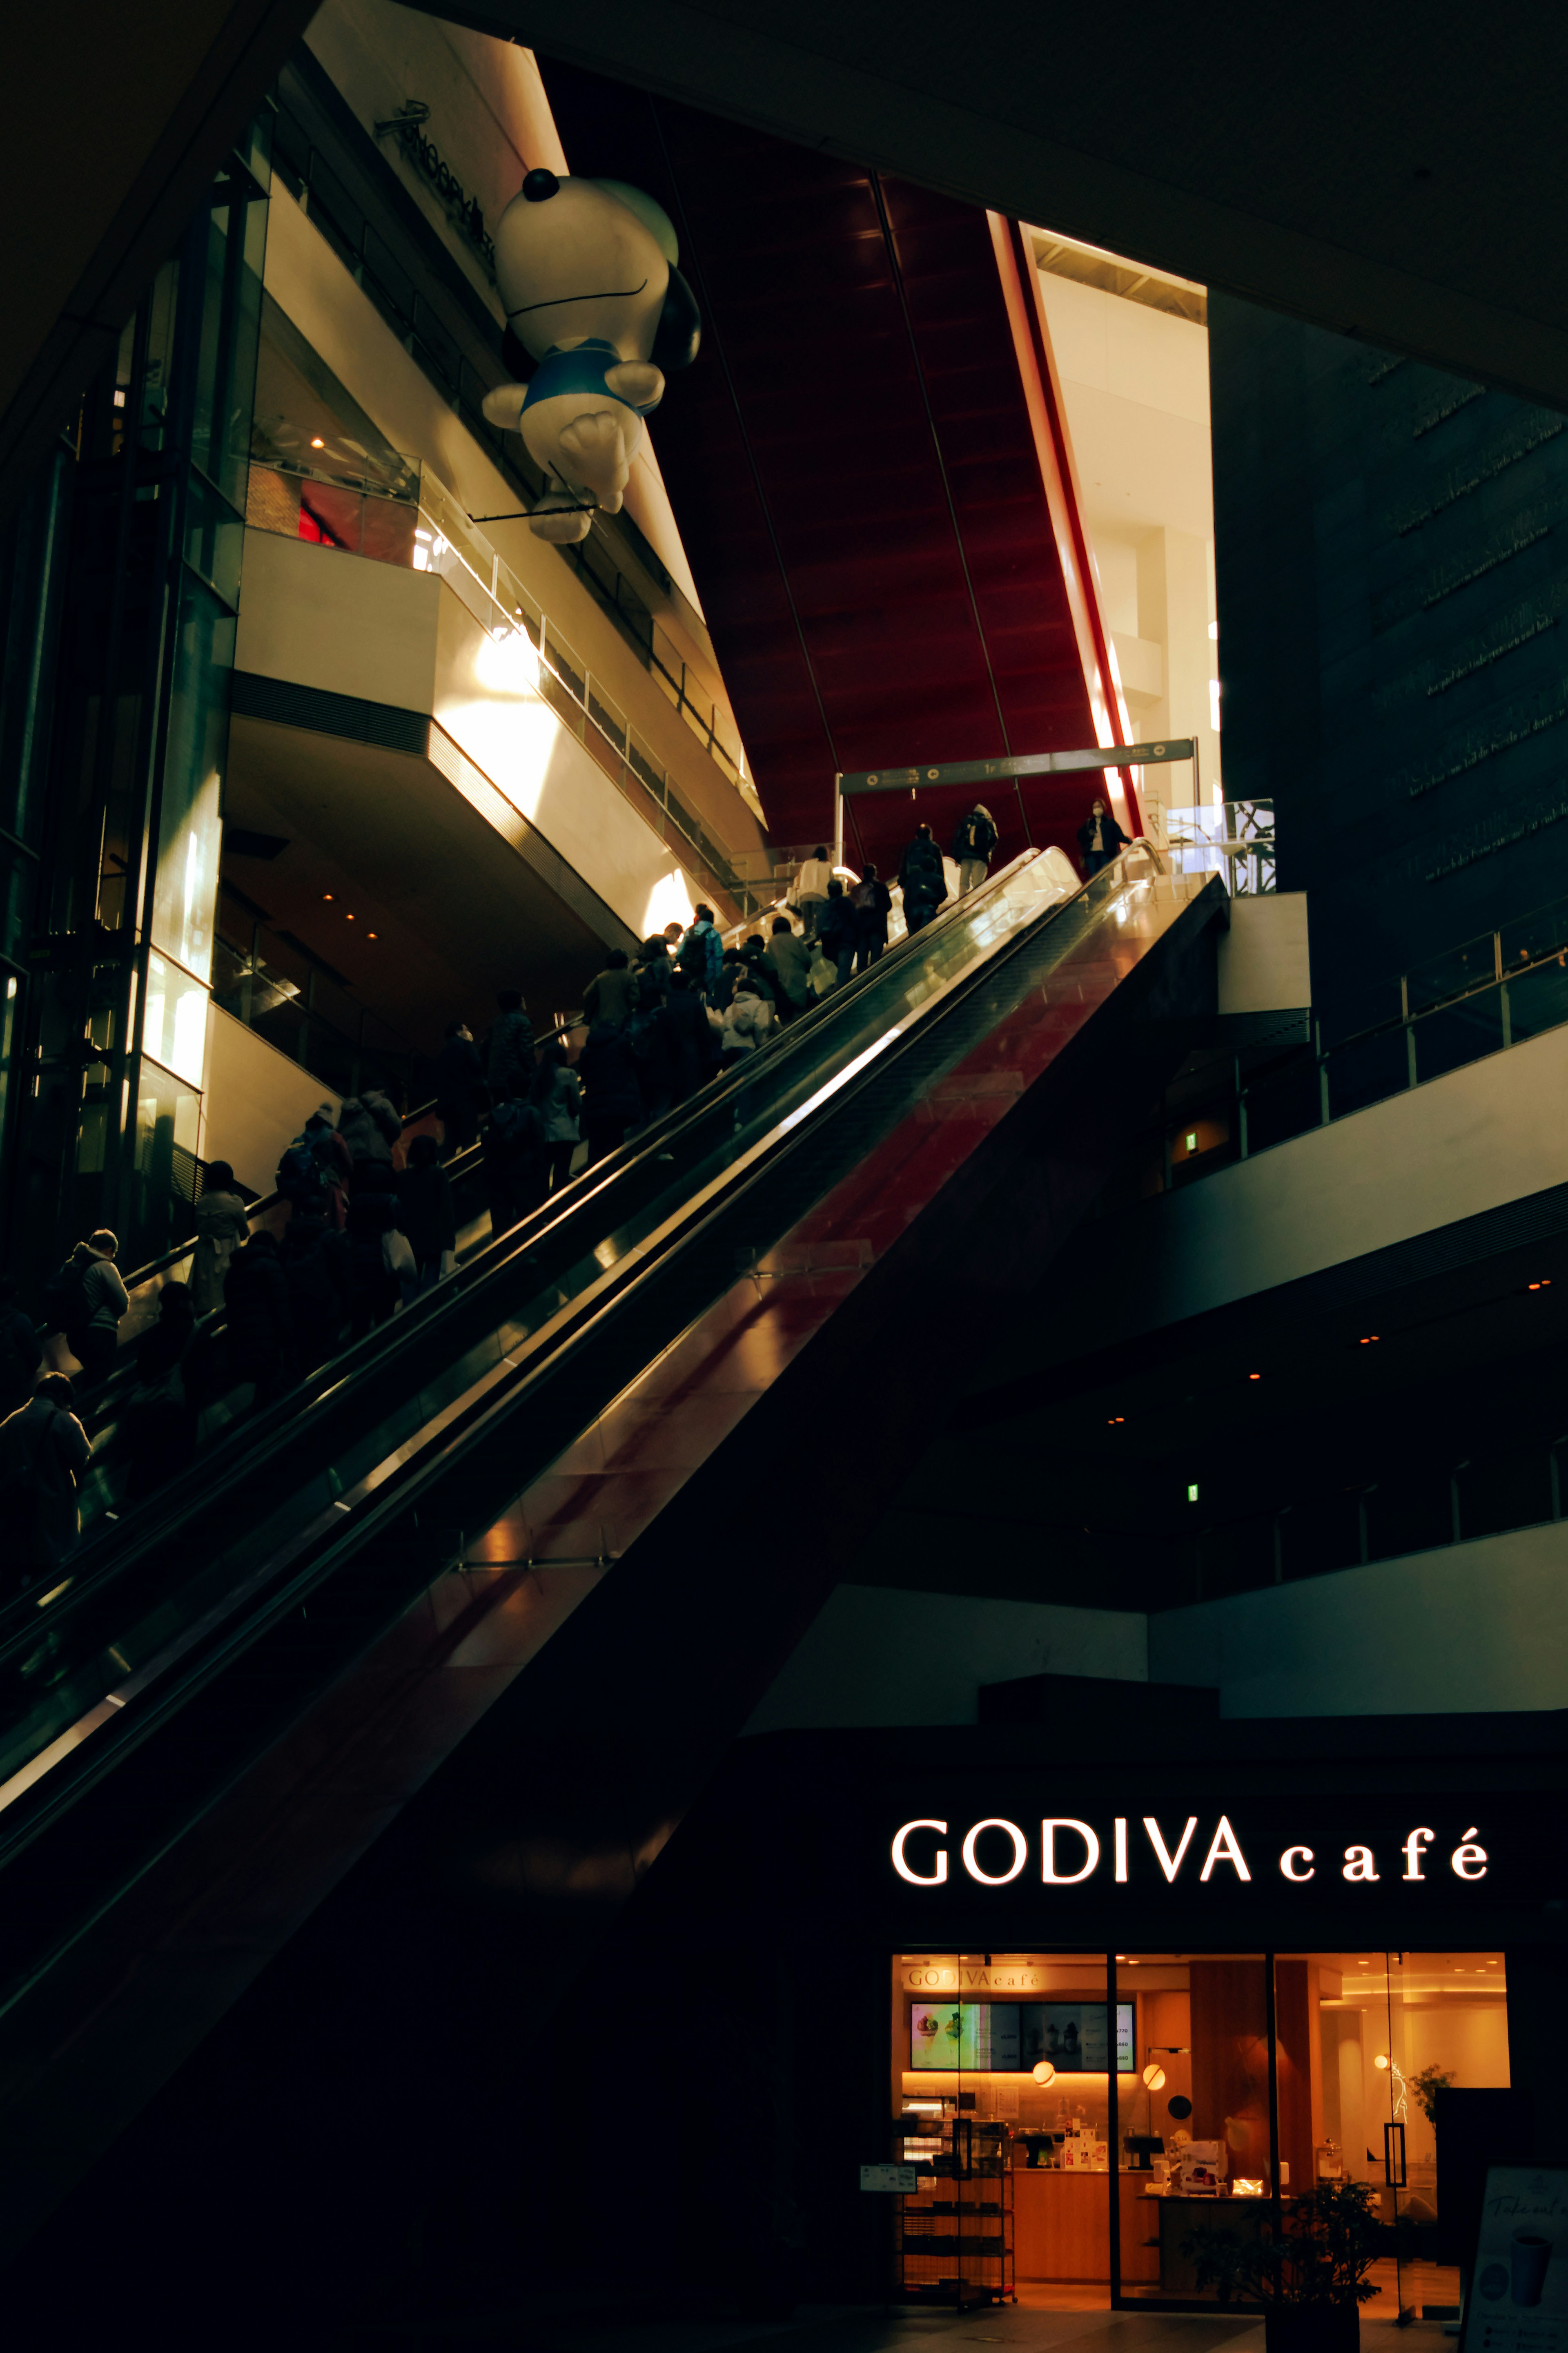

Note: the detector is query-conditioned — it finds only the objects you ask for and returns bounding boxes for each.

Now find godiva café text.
[890,1816,1491,1888]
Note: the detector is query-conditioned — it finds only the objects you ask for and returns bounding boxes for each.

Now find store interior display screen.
[909,2001,1135,2072]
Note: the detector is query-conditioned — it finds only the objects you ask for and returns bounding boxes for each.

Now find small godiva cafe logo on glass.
[889,1818,1488,1888]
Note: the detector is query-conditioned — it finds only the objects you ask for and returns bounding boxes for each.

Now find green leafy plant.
[1408,2065,1455,2125]
[1182,2180,1382,2307]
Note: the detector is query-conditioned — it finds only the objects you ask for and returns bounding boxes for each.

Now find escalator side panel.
[0,878,1224,2340]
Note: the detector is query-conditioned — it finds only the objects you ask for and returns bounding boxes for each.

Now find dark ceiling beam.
[0,0,319,519]
[429,0,1568,411]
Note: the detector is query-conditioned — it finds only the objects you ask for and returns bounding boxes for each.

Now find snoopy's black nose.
[522,169,560,203]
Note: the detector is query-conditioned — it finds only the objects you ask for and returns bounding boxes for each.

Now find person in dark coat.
[1077,795,1131,875]
[395,1133,457,1289]
[851,864,893,972]
[224,1230,294,1403]
[125,1282,199,1501]
[482,1095,548,1237]
[344,1174,412,1337]
[0,1372,91,1583]
[336,1089,401,1181]
[280,1195,349,1370]
[576,1021,643,1162]
[664,969,717,1103]
[582,949,639,1029]
[713,947,746,1012]
[486,988,535,1104]
[762,917,812,1019]
[817,878,856,988]
[634,937,673,1008]
[0,1274,41,1415]
[434,1020,488,1159]
[898,822,947,935]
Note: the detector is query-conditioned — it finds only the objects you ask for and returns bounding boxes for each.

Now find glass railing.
[0,844,1207,1807]
[1164,799,1275,895]
[211,909,416,1103]
[244,455,762,921]
[1177,1433,1566,1606]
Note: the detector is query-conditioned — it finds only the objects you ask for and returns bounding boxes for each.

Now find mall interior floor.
[514,2308,1266,2353]
[502,2299,1457,2353]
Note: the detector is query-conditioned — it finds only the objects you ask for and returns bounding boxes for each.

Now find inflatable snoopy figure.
[481,168,700,542]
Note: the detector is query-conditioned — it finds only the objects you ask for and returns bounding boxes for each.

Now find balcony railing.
[245,455,761,923]
[1123,884,1568,1195]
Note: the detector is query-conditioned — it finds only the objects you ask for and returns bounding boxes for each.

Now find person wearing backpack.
[0,1274,42,1415]
[43,1229,128,1388]
[277,1106,350,1229]
[898,821,948,935]
[190,1161,250,1316]
[951,803,999,894]
[335,1089,401,1182]
[678,904,724,1001]
[0,1371,91,1583]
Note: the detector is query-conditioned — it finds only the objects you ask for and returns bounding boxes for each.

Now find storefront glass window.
[1296,1949,1508,2323]
[1112,1952,1272,2302]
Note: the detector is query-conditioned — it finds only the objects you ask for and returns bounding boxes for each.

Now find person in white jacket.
[719,981,773,1066]
[793,845,833,939]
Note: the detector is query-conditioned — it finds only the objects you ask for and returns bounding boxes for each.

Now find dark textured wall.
[1211,293,1568,1037]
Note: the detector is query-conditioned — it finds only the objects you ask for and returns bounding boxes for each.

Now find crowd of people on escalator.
[0,793,1131,1571]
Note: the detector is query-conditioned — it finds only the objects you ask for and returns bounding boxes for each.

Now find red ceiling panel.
[538,65,1125,875]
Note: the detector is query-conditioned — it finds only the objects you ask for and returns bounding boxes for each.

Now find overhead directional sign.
[839,741,1196,794]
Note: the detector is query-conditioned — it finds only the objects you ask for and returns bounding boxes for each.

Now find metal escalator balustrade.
[0,843,1209,1867]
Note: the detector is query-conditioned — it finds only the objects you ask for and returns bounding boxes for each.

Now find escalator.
[0,847,1224,2339]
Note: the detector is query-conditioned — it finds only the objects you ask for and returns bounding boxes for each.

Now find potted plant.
[1183,2179,1381,2353]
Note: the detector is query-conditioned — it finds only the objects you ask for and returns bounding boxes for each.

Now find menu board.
[909,1999,1136,2072]
[1463,2167,1568,2353]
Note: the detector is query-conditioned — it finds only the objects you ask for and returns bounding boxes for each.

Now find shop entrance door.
[1380,1952,1508,2325]
[1379,1953,1419,2325]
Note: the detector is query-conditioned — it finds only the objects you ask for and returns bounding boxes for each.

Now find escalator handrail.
[43,850,1061,1576]
[25,841,1133,1612]
[0,845,1209,1851]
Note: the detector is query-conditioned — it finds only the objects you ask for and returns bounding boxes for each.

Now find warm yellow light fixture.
[311,436,325,448]
[1374,2054,1390,2070]
[1033,2061,1056,2086]
[1143,2064,1167,2091]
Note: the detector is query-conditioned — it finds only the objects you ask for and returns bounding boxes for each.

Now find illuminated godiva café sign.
[889,1816,1492,1889]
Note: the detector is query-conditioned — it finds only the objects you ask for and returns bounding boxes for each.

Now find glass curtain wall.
[10,123,271,1278]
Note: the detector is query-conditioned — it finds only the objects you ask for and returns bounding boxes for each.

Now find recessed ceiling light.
[345,912,354,921]
[311,436,325,448]
[321,892,333,902]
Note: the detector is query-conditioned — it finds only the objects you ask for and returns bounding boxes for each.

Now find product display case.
[894,2111,1015,2308]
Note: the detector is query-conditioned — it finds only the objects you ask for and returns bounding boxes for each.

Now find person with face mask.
[1076,794,1131,876]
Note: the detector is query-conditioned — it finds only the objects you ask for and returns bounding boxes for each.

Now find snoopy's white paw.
[530,512,592,542]
[604,362,664,410]
[557,408,632,500]
[481,382,528,430]
[528,490,592,543]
